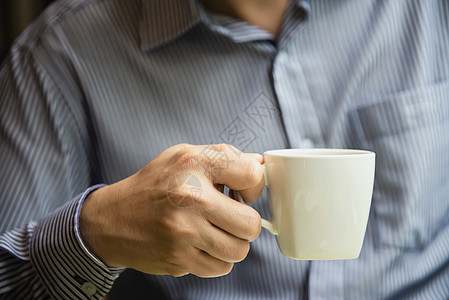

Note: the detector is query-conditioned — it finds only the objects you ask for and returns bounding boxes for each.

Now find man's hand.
[79,144,264,277]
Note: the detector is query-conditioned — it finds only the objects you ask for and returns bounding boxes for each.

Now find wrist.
[79,184,122,268]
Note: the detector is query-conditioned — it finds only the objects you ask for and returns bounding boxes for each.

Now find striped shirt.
[1,0,448,299]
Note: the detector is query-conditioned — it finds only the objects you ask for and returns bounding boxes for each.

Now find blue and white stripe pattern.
[1,0,448,298]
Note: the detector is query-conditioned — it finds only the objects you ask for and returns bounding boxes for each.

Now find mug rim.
[264,148,375,158]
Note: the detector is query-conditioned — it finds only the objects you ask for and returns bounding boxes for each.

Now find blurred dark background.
[1,0,55,63]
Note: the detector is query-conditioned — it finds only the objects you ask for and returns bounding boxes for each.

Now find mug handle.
[235,165,279,235]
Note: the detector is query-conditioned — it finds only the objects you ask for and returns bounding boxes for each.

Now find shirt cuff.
[30,185,124,299]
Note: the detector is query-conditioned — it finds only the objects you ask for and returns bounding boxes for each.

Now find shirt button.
[81,282,97,297]
[301,138,314,148]
[276,51,288,64]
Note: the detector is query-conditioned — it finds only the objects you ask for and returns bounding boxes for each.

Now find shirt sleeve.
[0,20,122,299]
[1,185,124,299]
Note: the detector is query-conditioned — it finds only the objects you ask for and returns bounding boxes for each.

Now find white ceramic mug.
[237,148,375,260]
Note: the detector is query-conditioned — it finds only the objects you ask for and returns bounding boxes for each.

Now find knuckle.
[245,210,262,241]
[233,242,250,262]
[168,144,192,160]
[155,168,173,185]
[215,143,228,152]
[184,151,210,168]
[225,144,242,156]
[171,270,189,277]
[172,143,191,152]
[163,249,181,264]
[196,260,234,278]
[167,260,190,277]
[177,143,191,148]
[204,238,219,253]
[220,262,234,276]
[177,153,210,173]
[194,193,212,210]
[162,212,192,237]
[176,183,199,200]
[242,159,263,187]
[177,150,196,164]
[198,198,218,220]
[163,250,187,273]
[204,261,233,277]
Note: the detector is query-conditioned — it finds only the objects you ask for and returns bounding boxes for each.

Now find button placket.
[273,48,324,149]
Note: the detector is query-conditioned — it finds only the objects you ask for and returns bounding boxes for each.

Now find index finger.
[193,144,264,191]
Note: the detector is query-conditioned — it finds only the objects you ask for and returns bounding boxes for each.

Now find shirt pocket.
[348,80,449,250]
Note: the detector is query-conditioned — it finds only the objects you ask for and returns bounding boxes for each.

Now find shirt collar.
[139,0,311,51]
[139,0,200,51]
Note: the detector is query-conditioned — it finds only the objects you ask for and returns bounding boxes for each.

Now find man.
[1,0,448,299]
